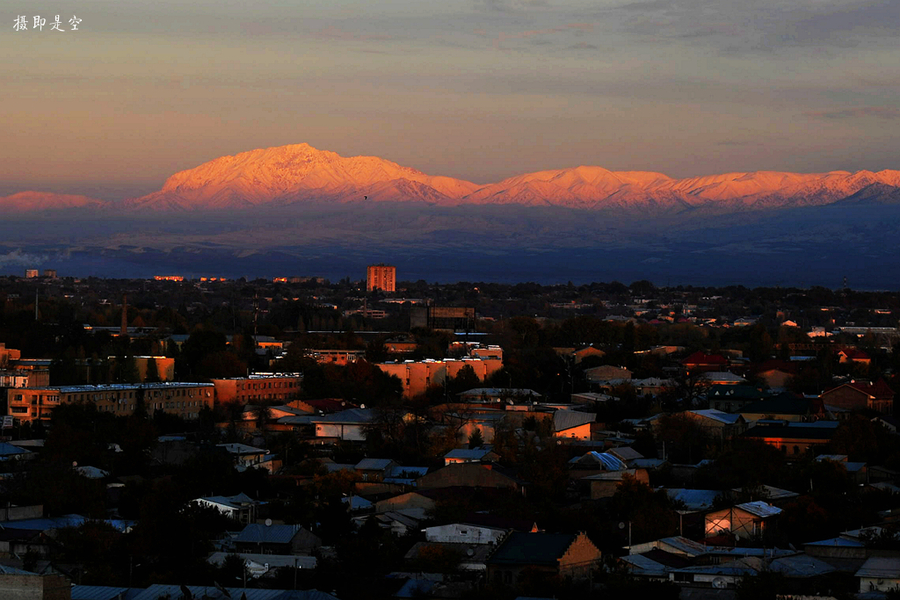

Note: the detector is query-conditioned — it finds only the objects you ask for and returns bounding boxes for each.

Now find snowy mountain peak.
[112,143,900,213]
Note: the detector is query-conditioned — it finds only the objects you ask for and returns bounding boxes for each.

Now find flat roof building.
[7,382,214,424]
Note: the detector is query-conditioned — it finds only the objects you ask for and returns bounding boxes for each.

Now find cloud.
[490,22,597,49]
[0,250,49,268]
[805,107,900,120]
[476,0,549,12]
[314,26,393,42]
[608,0,900,53]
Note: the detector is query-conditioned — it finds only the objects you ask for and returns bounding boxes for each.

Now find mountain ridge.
[7,143,900,215]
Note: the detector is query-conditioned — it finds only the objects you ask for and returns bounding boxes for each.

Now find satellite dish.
[265,518,272,526]
[466,548,474,557]
[712,578,727,589]
[618,522,625,530]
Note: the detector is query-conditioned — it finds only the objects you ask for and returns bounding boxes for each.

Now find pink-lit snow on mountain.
[103,143,900,212]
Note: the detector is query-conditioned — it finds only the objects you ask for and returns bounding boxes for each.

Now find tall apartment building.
[367,264,396,292]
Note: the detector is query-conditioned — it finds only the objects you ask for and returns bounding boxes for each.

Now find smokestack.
[121,294,128,335]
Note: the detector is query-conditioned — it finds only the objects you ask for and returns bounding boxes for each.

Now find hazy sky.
[3,0,900,199]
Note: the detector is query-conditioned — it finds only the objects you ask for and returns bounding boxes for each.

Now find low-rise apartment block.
[211,373,302,405]
[8,382,215,424]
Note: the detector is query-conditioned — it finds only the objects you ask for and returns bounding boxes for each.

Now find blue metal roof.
[665,489,720,511]
[0,443,30,457]
[72,586,143,600]
[131,586,338,600]
[0,514,132,532]
[236,523,302,545]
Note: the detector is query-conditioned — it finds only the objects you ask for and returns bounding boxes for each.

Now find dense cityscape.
[0,267,897,599]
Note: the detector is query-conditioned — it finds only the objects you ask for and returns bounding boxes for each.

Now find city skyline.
[4,0,900,200]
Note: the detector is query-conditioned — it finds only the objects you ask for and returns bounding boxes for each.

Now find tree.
[144,358,161,383]
[468,428,484,449]
[113,355,140,384]
[655,413,709,464]
[197,351,247,379]
[251,403,272,430]
[609,474,678,544]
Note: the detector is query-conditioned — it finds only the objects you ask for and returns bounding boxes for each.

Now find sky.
[3,0,900,200]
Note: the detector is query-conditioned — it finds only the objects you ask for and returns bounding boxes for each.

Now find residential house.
[443,447,499,466]
[486,531,601,584]
[630,378,674,397]
[701,372,747,386]
[423,523,508,546]
[741,421,839,456]
[682,352,728,374]
[706,385,770,413]
[816,455,868,484]
[750,360,797,389]
[584,469,650,500]
[727,485,799,508]
[704,501,782,541]
[596,447,638,467]
[0,442,35,463]
[679,410,747,442]
[207,552,317,578]
[584,365,632,384]
[416,463,522,493]
[355,458,398,482]
[571,346,606,364]
[216,443,278,473]
[374,491,436,515]
[404,541,494,572]
[193,493,260,524]
[857,557,900,593]
[553,410,596,440]
[234,523,322,555]
[738,395,824,424]
[310,408,375,442]
[837,348,872,366]
[820,380,894,415]
[456,388,541,404]
[568,451,628,472]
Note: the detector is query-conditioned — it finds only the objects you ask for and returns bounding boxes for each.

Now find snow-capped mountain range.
[5,143,900,214]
